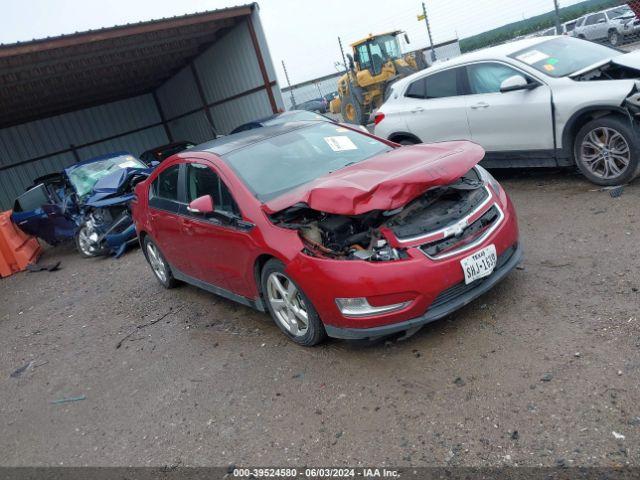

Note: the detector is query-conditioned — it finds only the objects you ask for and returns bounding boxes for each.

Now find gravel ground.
[0,170,638,468]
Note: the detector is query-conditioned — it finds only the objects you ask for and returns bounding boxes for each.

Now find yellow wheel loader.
[330,31,424,125]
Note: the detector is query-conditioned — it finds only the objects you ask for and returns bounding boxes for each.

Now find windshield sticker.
[118,160,139,168]
[516,50,550,65]
[324,136,358,152]
[543,64,555,72]
[547,57,559,65]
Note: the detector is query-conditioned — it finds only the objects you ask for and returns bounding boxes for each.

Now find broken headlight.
[476,166,501,194]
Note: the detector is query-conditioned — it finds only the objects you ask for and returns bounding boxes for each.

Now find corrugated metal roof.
[0,4,256,128]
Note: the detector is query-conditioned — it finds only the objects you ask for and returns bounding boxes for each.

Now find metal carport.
[0,3,283,209]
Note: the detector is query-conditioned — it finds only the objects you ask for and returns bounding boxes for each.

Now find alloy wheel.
[78,225,100,256]
[146,243,168,283]
[266,272,309,337]
[579,127,630,180]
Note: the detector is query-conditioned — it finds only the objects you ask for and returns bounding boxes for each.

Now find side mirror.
[150,160,160,168]
[404,33,410,44]
[500,75,537,93]
[187,195,215,215]
[598,18,606,24]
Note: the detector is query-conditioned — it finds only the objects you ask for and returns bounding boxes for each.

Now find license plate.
[460,245,497,285]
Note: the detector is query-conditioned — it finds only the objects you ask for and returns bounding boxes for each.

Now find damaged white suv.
[375,36,640,185]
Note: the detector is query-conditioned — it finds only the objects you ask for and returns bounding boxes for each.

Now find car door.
[181,161,257,297]
[584,13,607,40]
[464,61,554,155]
[148,164,192,273]
[403,67,471,143]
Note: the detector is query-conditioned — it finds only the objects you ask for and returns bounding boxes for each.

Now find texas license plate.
[460,245,497,285]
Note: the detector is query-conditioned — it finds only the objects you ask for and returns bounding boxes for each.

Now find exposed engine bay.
[573,62,640,82]
[270,168,488,261]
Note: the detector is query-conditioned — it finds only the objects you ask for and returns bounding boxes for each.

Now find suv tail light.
[374,112,385,125]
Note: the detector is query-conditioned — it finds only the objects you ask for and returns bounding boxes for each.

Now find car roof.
[194,121,317,157]
[144,141,193,153]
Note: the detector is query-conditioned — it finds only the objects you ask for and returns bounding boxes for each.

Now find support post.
[247,17,278,113]
[553,0,562,34]
[152,90,173,142]
[422,2,436,63]
[190,62,218,139]
[281,60,296,109]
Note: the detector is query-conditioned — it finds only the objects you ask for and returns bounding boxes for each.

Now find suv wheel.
[143,237,178,288]
[609,30,620,46]
[261,259,326,346]
[574,115,640,186]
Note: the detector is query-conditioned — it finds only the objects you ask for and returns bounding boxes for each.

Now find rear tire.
[574,115,640,186]
[143,236,178,289]
[261,259,326,347]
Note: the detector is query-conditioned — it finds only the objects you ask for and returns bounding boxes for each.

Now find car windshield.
[369,34,402,60]
[223,123,393,201]
[510,37,622,77]
[609,6,632,19]
[68,154,146,198]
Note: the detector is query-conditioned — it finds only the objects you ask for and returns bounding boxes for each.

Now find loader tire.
[341,91,369,125]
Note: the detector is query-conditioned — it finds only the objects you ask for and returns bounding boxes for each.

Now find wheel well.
[562,108,629,161]
[253,254,277,298]
[138,231,149,259]
[388,132,422,144]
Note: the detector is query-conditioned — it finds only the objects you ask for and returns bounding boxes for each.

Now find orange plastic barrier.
[0,211,42,278]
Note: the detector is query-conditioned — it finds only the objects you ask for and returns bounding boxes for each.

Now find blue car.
[12,152,152,258]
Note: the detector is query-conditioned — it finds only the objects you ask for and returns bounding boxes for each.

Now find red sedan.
[132,121,521,346]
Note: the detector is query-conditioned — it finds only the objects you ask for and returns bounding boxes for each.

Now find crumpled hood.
[264,140,485,215]
[570,50,640,78]
[84,167,151,206]
[611,50,640,71]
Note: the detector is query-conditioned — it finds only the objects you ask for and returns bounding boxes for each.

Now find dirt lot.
[0,170,638,468]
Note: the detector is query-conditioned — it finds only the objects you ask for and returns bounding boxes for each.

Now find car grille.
[419,205,501,258]
[427,244,517,311]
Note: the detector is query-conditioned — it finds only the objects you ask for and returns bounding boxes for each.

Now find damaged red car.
[132,122,521,346]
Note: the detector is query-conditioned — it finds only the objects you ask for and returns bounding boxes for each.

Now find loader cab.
[353,32,403,76]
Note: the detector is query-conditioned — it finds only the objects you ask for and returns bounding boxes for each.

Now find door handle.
[470,102,490,110]
[411,107,425,114]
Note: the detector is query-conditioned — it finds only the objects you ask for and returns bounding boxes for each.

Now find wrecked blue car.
[11,152,152,258]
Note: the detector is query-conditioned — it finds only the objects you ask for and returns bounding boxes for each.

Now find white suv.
[374,36,640,186]
[573,6,634,46]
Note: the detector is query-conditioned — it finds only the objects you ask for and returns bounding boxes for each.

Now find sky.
[0,0,585,86]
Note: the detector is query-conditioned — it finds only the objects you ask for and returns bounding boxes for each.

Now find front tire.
[574,115,640,186]
[75,222,108,258]
[341,90,369,125]
[261,259,326,346]
[143,237,178,288]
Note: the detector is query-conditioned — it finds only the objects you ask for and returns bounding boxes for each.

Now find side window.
[585,13,604,25]
[467,63,525,94]
[356,44,371,71]
[186,163,239,215]
[150,165,180,201]
[149,164,181,212]
[405,78,426,99]
[424,68,459,99]
[576,17,585,27]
